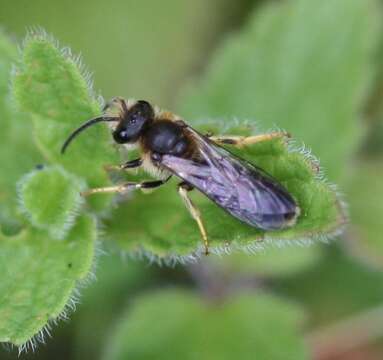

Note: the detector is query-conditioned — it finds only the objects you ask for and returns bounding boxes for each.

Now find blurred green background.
[0,0,254,107]
[1,0,383,359]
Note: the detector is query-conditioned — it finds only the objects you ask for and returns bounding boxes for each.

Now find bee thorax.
[143,120,189,156]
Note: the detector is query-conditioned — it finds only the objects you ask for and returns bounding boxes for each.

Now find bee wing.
[160,126,299,230]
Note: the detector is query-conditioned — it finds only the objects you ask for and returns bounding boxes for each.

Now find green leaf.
[178,0,380,181]
[104,121,345,262]
[0,30,42,234]
[0,214,96,347]
[346,161,383,267]
[17,166,85,239]
[102,290,308,360]
[12,30,118,210]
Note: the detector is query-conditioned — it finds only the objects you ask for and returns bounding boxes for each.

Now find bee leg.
[104,158,142,172]
[81,176,171,197]
[211,131,290,147]
[139,177,171,194]
[177,182,210,256]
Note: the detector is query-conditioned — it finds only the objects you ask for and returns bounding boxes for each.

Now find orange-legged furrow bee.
[61,98,300,255]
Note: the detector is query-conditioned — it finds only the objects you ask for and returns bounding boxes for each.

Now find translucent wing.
[160,126,299,230]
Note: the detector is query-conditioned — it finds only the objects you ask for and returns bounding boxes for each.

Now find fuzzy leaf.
[178,0,380,181]
[0,215,96,347]
[102,290,308,360]
[0,31,42,234]
[104,121,345,262]
[12,31,118,210]
[17,166,84,239]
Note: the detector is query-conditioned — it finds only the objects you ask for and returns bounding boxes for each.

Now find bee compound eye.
[129,113,139,124]
[136,100,154,118]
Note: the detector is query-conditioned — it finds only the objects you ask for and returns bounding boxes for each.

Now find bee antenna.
[61,116,118,154]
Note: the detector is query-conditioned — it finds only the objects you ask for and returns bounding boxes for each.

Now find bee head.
[61,99,154,154]
[113,100,154,144]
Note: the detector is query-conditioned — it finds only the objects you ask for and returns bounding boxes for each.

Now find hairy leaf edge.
[16,166,86,240]
[1,219,103,353]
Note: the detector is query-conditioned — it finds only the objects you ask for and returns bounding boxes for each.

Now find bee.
[61,98,300,255]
